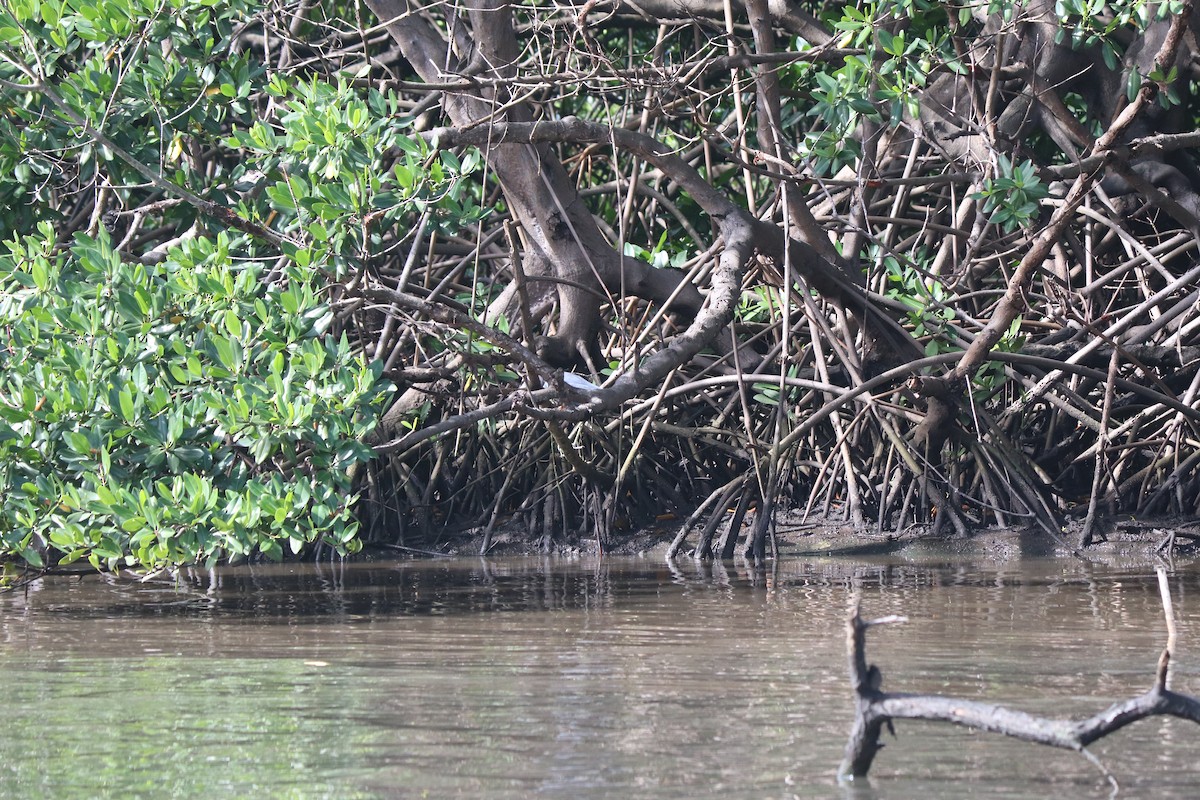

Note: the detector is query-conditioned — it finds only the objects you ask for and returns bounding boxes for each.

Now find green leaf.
[1127,67,1141,102]
[848,97,878,116]
[63,431,91,455]
[118,388,136,422]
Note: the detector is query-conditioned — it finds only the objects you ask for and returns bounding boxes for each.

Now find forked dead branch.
[839,568,1200,791]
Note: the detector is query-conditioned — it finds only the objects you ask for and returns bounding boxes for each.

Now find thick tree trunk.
[365,0,706,367]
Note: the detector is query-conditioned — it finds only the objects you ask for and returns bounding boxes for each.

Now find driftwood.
[840,568,1200,790]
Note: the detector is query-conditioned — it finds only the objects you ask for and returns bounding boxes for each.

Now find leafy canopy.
[0,0,486,569]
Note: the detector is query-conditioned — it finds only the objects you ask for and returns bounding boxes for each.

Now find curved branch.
[426,116,869,308]
[588,221,757,410]
[426,117,825,413]
[426,117,745,220]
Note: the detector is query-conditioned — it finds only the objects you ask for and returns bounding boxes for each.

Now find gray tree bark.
[365,0,706,369]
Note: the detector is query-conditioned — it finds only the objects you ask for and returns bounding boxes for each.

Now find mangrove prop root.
[838,568,1200,785]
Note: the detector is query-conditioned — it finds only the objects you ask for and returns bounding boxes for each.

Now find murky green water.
[2,556,1199,798]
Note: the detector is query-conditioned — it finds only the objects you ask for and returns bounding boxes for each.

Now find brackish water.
[1,556,1199,798]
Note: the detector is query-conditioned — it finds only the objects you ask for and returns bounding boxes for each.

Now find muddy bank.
[378,511,1200,563]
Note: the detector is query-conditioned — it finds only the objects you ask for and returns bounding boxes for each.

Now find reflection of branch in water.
[839,567,1200,792]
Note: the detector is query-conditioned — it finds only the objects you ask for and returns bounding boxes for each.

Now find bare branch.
[839,582,1200,782]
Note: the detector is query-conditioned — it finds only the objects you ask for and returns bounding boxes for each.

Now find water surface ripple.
[2,556,1199,798]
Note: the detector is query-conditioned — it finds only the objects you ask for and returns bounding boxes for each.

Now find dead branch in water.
[839,567,1200,790]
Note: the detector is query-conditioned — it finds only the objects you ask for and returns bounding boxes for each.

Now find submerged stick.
[838,568,1200,784]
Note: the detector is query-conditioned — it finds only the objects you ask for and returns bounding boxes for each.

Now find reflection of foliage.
[0,655,381,799]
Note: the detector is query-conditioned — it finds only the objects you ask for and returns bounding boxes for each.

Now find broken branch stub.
[838,569,1200,784]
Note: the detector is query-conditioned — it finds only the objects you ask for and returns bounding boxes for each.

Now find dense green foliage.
[0,227,386,569]
[0,0,482,569]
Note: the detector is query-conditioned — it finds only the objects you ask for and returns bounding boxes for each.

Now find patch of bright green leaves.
[1054,0,1181,69]
[0,227,390,570]
[788,1,942,176]
[230,76,488,277]
[974,156,1049,232]
[882,255,957,356]
[0,0,263,239]
[1052,0,1186,110]
[752,366,801,408]
[738,285,782,324]
[623,232,689,270]
[0,0,494,571]
[882,255,1024,388]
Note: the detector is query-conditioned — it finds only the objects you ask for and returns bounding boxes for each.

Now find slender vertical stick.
[1156,566,1176,689]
